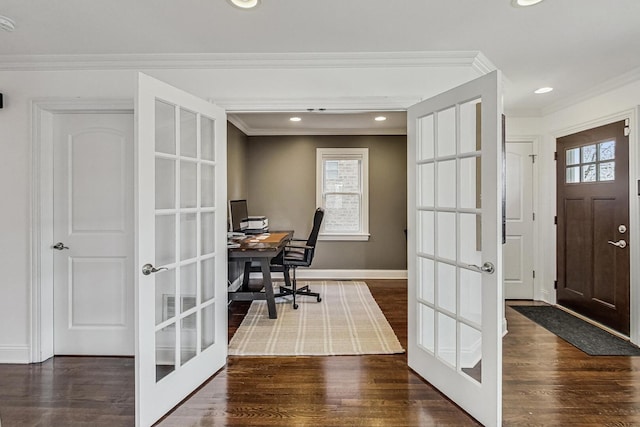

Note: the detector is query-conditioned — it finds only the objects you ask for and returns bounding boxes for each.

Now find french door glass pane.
[180,109,197,158]
[201,258,215,303]
[437,313,457,367]
[155,158,175,209]
[419,114,435,161]
[201,212,215,256]
[155,215,175,266]
[418,257,435,303]
[419,304,435,352]
[180,214,197,261]
[180,313,197,366]
[155,269,175,326]
[436,212,456,262]
[201,303,216,351]
[436,262,456,313]
[437,107,456,157]
[156,324,176,382]
[201,116,215,161]
[437,160,456,208]
[201,164,215,208]
[155,100,176,155]
[460,323,482,384]
[459,99,480,154]
[418,211,434,255]
[418,163,434,207]
[180,263,197,312]
[180,161,197,208]
[459,157,479,209]
[460,268,482,325]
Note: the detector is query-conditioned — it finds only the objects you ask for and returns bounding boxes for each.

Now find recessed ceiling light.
[0,15,16,32]
[289,117,301,122]
[227,0,261,9]
[374,116,387,122]
[534,87,553,94]
[511,0,544,7]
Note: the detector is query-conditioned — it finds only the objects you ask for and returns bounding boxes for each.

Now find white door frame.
[549,109,639,344]
[504,135,541,301]
[30,98,134,362]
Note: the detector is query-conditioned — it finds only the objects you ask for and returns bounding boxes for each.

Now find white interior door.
[135,73,228,427]
[504,142,534,299]
[407,70,503,426]
[53,112,134,355]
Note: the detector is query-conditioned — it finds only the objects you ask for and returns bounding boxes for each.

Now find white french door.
[407,71,503,426]
[135,73,228,427]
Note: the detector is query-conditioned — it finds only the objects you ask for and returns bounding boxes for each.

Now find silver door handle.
[608,240,627,249]
[141,263,168,275]
[52,242,69,250]
[468,262,495,274]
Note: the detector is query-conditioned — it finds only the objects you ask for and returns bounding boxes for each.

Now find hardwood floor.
[1,280,640,426]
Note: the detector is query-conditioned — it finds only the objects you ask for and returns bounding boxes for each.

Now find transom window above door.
[565,140,615,183]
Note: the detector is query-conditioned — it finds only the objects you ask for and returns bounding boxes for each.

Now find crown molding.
[218,95,419,112]
[541,65,640,116]
[0,51,483,71]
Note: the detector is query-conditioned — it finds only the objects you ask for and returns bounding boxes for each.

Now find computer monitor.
[229,199,249,232]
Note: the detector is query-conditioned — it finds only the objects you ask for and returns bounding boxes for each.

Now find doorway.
[556,120,630,335]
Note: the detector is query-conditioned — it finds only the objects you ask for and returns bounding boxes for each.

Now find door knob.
[468,262,495,274]
[608,240,627,249]
[141,263,168,275]
[52,242,69,250]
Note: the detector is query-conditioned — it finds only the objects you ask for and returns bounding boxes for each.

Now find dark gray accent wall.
[245,135,407,270]
[227,122,250,284]
[227,122,249,203]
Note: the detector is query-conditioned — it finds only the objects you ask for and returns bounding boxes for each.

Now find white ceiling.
[2,0,640,134]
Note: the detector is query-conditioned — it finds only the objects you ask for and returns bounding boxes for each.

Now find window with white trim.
[316,148,369,241]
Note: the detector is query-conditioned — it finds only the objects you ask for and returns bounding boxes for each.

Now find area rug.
[228,281,405,356]
[512,305,640,356]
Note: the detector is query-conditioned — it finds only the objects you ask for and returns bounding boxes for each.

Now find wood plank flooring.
[1,280,640,426]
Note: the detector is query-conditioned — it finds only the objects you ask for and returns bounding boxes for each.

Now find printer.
[241,216,269,234]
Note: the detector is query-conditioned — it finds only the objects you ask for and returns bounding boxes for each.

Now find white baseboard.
[0,345,31,364]
[246,269,407,281]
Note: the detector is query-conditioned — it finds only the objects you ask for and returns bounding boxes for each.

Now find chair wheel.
[317,296,322,302]
[293,303,299,309]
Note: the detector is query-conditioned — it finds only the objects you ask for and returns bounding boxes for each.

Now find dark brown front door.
[556,120,630,335]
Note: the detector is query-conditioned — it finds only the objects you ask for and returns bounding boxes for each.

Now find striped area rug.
[228,281,405,356]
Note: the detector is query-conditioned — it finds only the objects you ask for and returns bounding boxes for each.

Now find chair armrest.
[286,243,313,250]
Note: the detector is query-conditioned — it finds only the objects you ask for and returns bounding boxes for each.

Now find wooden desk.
[227,231,292,319]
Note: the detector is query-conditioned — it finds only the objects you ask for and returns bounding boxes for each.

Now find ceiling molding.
[217,96,419,113]
[470,52,497,76]
[0,51,482,72]
[541,65,640,116]
[229,125,407,137]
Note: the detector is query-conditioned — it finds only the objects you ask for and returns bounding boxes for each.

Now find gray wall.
[244,135,407,270]
[227,122,249,203]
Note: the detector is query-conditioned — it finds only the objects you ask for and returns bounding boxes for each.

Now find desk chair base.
[278,268,321,310]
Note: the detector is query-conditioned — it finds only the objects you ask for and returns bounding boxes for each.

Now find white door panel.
[408,71,503,426]
[504,142,534,299]
[53,112,134,356]
[135,73,227,427]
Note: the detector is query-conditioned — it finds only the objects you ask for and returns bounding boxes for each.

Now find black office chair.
[272,207,324,309]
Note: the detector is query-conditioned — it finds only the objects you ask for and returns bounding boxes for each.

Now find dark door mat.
[511,305,640,356]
